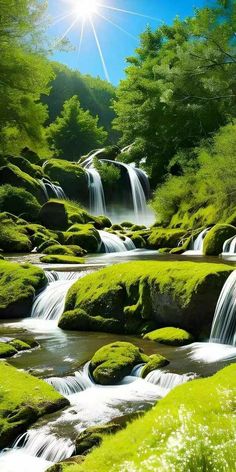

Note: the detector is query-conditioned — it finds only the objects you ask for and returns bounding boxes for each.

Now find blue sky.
[48,0,213,84]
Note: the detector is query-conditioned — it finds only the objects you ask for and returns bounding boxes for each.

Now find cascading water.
[222,235,236,254]
[131,365,196,392]
[86,168,106,216]
[210,270,236,346]
[183,228,210,255]
[39,178,66,201]
[99,230,136,253]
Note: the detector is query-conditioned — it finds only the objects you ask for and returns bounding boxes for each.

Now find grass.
[62,363,236,472]
[0,362,68,448]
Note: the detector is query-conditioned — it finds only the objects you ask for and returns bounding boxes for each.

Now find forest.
[0,0,236,471]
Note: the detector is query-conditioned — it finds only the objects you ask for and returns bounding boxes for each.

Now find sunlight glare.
[74,0,98,19]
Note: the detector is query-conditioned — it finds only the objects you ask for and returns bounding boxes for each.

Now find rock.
[147,228,187,249]
[43,244,86,257]
[43,159,88,204]
[76,423,122,455]
[39,200,97,231]
[90,342,149,385]
[0,213,32,253]
[64,223,101,253]
[0,184,41,221]
[141,354,169,378]
[0,342,17,358]
[203,224,236,255]
[40,255,85,264]
[144,327,194,346]
[9,339,31,351]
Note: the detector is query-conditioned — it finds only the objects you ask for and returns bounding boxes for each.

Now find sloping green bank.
[59,261,233,337]
[60,364,236,472]
[0,362,68,448]
[0,260,47,319]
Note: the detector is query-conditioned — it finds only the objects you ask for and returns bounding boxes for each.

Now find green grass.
[0,362,68,448]
[144,327,194,346]
[40,255,85,264]
[62,364,236,472]
[60,261,233,337]
[0,260,47,318]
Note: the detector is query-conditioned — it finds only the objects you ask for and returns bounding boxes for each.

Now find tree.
[47,96,108,160]
[0,0,53,154]
[113,1,236,183]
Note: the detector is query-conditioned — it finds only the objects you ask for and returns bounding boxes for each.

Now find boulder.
[203,224,236,255]
[144,327,194,346]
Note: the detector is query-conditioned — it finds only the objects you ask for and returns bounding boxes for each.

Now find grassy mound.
[62,364,236,472]
[90,342,149,385]
[144,327,194,346]
[40,255,85,264]
[0,362,68,448]
[59,261,233,337]
[203,224,236,255]
[0,260,47,318]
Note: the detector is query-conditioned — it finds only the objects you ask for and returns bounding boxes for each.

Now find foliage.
[63,364,236,472]
[47,96,108,160]
[0,0,53,155]
[93,158,121,185]
[0,361,68,448]
[0,185,40,221]
[144,327,194,346]
[113,2,236,181]
[152,122,236,228]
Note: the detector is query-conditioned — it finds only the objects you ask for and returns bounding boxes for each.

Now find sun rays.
[50,0,163,82]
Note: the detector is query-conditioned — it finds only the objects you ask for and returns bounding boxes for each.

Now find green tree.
[113,1,236,183]
[0,0,53,154]
[47,96,108,160]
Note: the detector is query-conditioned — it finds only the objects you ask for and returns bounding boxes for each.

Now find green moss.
[141,354,169,378]
[0,185,40,221]
[147,228,187,249]
[60,261,233,337]
[0,213,32,253]
[58,309,121,333]
[130,224,147,231]
[0,260,47,319]
[43,159,88,204]
[66,364,236,472]
[130,233,146,248]
[43,244,86,257]
[37,239,60,252]
[40,255,85,264]
[9,339,31,351]
[144,327,194,346]
[111,224,123,231]
[75,424,122,455]
[0,163,45,203]
[0,342,17,358]
[40,200,97,231]
[90,342,149,385]
[0,362,68,448]
[65,224,101,252]
[120,221,133,228]
[203,224,236,256]
[5,155,44,179]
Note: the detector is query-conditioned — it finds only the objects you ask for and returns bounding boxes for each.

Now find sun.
[74,0,98,19]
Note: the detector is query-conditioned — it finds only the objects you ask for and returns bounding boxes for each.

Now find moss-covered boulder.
[40,255,85,264]
[144,327,194,346]
[0,362,69,448]
[64,224,101,253]
[130,233,146,248]
[40,200,96,231]
[59,309,121,333]
[0,213,32,252]
[203,224,236,256]
[0,342,17,358]
[9,339,31,351]
[76,423,122,455]
[43,244,86,257]
[59,261,233,337]
[43,159,88,204]
[90,342,149,385]
[0,260,47,318]
[141,354,169,378]
[147,228,187,249]
[67,364,236,472]
[0,185,41,221]
[0,163,45,202]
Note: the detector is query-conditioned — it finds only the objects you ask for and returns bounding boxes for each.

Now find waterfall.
[99,230,135,253]
[86,168,106,216]
[183,228,210,255]
[39,179,66,200]
[46,363,95,396]
[223,235,236,254]
[145,370,196,391]
[32,271,91,321]
[210,270,236,346]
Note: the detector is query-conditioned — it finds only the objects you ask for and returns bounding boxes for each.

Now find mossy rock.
[9,339,31,351]
[5,155,43,179]
[68,364,236,472]
[40,255,85,265]
[39,200,96,231]
[147,228,187,249]
[111,224,123,231]
[158,248,171,254]
[93,216,112,229]
[0,362,69,448]
[0,184,41,221]
[43,159,88,204]
[0,342,17,358]
[141,354,169,378]
[60,261,233,337]
[0,163,45,203]
[43,244,86,257]
[0,260,47,319]
[144,327,194,346]
[90,342,149,385]
[38,239,61,253]
[59,309,121,333]
[76,423,122,455]
[65,224,101,253]
[120,221,134,228]
[130,225,147,231]
[130,233,146,248]
[203,224,236,256]
[0,213,32,253]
